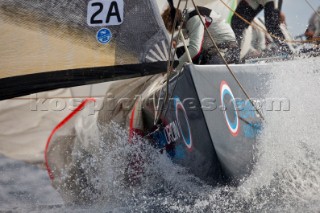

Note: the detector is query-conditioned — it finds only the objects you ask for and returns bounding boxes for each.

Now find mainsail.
[0,0,170,100]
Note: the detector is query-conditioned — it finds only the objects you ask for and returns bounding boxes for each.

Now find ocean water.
[0,156,63,212]
[1,58,320,212]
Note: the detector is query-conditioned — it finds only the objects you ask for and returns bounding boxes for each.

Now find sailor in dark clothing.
[231,0,292,54]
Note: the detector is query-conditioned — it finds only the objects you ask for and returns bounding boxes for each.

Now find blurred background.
[281,0,318,37]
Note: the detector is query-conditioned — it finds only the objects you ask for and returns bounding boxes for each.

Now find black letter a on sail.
[106,1,121,23]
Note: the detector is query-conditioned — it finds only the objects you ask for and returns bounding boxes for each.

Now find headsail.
[205,0,238,24]
[0,0,170,100]
[156,0,237,23]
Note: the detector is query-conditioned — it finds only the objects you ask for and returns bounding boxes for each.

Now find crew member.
[162,5,240,70]
[231,0,292,54]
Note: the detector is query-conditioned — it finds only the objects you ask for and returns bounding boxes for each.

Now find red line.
[44,98,96,180]
[128,103,137,143]
[192,18,210,61]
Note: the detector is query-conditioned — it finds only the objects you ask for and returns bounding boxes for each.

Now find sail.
[0,0,170,100]
[0,0,237,163]
[156,0,213,12]
[156,0,237,24]
[204,0,238,24]
[0,0,171,163]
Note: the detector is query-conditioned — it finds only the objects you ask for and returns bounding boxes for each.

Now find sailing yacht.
[0,0,319,203]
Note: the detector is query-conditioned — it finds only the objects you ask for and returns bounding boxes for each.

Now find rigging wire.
[154,1,190,123]
[219,0,320,44]
[179,30,193,63]
[191,0,265,120]
[155,0,187,125]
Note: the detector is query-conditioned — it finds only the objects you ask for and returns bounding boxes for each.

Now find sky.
[280,0,319,37]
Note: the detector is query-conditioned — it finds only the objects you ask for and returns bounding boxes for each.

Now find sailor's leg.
[264,2,283,40]
[264,1,292,53]
[231,1,262,46]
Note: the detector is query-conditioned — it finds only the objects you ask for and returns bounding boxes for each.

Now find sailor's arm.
[176,16,204,71]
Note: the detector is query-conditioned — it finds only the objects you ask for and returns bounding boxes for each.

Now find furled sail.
[0,0,170,100]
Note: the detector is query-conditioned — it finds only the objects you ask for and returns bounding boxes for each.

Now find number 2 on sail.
[87,0,124,26]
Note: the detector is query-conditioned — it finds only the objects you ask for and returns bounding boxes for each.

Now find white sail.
[205,0,238,23]
[156,0,238,23]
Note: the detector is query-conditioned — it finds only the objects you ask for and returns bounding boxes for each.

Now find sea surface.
[1,58,320,212]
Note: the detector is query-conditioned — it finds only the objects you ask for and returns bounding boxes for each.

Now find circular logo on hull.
[96,28,112,44]
[220,81,239,137]
[174,97,192,150]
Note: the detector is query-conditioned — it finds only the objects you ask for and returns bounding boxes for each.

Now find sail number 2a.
[87,0,124,26]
